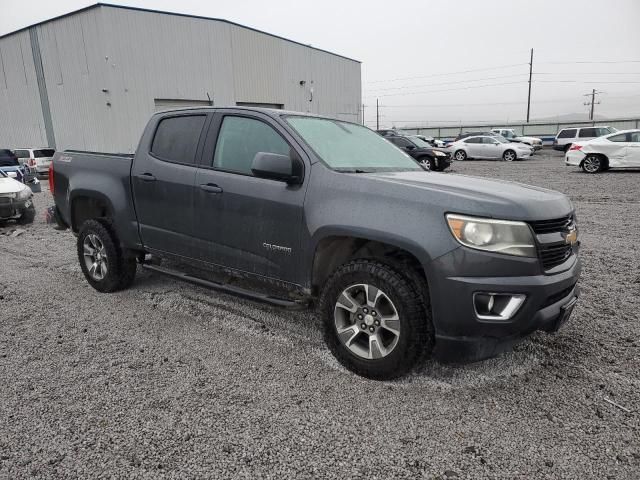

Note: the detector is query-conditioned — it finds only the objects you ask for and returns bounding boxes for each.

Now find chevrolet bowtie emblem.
[565,228,578,246]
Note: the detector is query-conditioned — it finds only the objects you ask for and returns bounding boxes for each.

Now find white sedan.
[565,129,640,173]
[447,135,534,162]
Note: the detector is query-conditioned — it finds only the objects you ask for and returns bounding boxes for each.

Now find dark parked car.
[385,135,451,171]
[0,149,19,167]
[51,107,581,380]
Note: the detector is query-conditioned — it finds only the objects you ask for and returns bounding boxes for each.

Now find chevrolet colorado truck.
[51,107,581,380]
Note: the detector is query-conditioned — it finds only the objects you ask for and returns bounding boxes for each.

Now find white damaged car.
[565,129,640,173]
[0,170,36,224]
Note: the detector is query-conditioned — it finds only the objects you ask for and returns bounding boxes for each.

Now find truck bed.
[52,150,142,249]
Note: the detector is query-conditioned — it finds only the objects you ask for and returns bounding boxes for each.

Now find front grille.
[539,242,573,270]
[529,214,573,234]
[0,196,12,205]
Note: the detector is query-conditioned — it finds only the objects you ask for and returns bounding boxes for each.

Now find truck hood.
[515,135,542,143]
[361,170,572,221]
[0,176,27,194]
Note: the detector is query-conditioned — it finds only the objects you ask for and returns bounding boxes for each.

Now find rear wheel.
[77,219,137,292]
[454,150,467,161]
[503,149,516,162]
[319,259,433,380]
[582,155,603,174]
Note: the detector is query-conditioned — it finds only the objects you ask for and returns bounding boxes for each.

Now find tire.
[581,154,603,174]
[502,149,516,162]
[419,157,435,171]
[17,205,35,225]
[77,218,137,292]
[454,150,467,161]
[319,259,433,380]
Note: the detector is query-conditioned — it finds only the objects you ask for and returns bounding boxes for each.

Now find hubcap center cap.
[364,314,374,326]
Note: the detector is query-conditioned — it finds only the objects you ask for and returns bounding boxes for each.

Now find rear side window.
[213,116,290,175]
[464,137,481,144]
[557,129,576,139]
[629,132,640,142]
[34,149,55,158]
[579,128,597,138]
[14,149,30,158]
[151,115,206,164]
[607,133,627,143]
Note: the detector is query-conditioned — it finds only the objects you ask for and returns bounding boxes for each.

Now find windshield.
[408,136,432,148]
[494,137,509,144]
[286,117,421,172]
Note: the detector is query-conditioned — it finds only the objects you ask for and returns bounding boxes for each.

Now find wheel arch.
[308,229,432,298]
[70,190,115,232]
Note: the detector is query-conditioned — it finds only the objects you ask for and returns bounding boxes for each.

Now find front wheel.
[319,260,433,380]
[503,149,516,162]
[17,204,36,225]
[77,219,137,292]
[454,150,467,161]
[419,157,435,171]
[582,155,603,174]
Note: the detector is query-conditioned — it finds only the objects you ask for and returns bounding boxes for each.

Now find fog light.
[473,293,526,321]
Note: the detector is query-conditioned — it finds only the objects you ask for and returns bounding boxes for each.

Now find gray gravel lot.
[0,150,639,479]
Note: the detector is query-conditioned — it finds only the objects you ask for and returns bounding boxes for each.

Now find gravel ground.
[0,150,638,479]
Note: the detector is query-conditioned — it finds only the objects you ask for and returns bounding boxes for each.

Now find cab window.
[213,116,290,175]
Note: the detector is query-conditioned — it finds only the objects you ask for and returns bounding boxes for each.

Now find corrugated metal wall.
[0,5,361,153]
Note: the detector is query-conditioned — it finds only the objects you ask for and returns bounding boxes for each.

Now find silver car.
[14,148,56,176]
[447,135,534,161]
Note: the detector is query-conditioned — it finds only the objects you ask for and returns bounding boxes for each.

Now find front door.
[131,113,208,258]
[192,112,308,285]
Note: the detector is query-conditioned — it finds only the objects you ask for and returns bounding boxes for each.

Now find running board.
[141,263,308,310]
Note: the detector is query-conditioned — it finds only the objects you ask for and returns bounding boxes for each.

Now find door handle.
[200,183,223,194]
[137,173,156,182]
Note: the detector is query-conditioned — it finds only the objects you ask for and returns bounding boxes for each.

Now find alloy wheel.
[503,150,516,162]
[583,156,601,173]
[334,284,401,360]
[83,234,108,280]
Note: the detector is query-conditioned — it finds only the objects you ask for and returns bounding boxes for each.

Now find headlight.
[434,151,447,157]
[446,214,536,257]
[15,187,32,201]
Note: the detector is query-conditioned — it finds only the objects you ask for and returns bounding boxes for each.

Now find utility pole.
[526,48,533,123]
[583,89,602,120]
[376,98,380,130]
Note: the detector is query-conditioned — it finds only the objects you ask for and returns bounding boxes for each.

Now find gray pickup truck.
[52,107,581,379]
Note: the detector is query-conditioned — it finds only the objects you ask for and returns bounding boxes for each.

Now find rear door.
[463,137,482,157]
[131,112,210,258]
[192,111,308,284]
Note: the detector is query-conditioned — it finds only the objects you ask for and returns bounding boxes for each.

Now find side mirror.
[251,152,303,184]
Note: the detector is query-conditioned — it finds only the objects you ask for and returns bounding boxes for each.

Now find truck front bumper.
[428,248,581,363]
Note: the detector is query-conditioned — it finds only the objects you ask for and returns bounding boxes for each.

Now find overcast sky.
[2,0,640,128]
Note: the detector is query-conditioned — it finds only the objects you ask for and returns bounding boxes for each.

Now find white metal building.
[0,3,361,152]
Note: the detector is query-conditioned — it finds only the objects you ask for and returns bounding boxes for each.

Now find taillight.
[48,162,54,193]
[28,158,36,166]
[569,145,582,151]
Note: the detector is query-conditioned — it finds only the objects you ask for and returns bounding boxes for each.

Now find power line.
[363,80,527,98]
[538,60,640,65]
[364,73,527,93]
[363,63,528,84]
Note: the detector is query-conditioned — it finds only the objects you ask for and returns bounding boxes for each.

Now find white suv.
[14,148,55,176]
[553,126,616,152]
